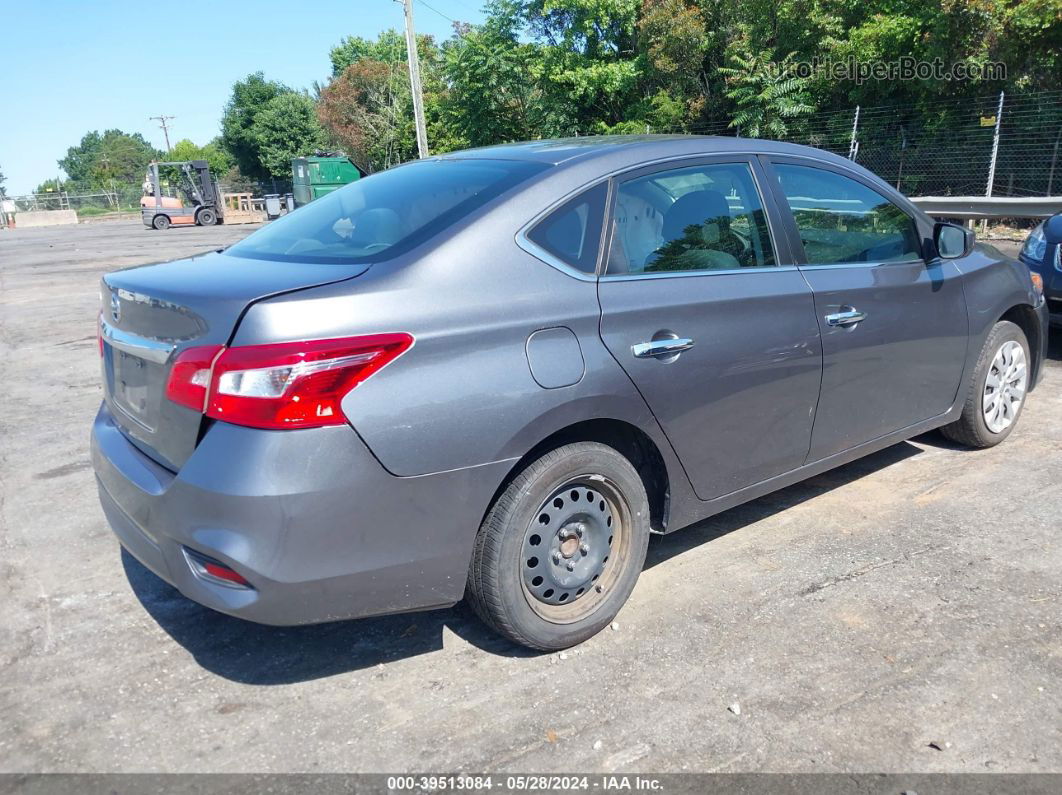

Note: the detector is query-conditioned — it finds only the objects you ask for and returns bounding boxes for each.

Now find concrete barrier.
[15,210,79,228]
[78,213,142,225]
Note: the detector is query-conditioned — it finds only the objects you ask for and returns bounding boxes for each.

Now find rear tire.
[940,320,1029,448]
[151,214,171,230]
[196,207,217,226]
[467,442,650,651]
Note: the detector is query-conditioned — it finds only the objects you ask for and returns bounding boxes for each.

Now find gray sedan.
[92,136,1048,650]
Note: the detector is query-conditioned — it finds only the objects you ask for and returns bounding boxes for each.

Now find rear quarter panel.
[232,204,699,525]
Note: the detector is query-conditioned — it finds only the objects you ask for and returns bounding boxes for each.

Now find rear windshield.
[225,158,547,264]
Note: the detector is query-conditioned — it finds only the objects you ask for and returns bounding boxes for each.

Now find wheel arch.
[999,303,1043,390]
[483,418,672,535]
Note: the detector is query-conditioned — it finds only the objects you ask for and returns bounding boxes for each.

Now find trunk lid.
[100,250,369,470]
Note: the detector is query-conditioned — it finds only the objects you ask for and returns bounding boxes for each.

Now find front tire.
[467,442,650,651]
[196,207,217,226]
[941,320,1030,448]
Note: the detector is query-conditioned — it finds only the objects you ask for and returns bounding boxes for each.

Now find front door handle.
[825,308,868,327]
[631,338,695,358]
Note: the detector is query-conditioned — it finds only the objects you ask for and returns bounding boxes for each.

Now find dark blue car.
[1020,213,1062,310]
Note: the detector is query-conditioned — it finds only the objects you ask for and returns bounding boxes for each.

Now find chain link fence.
[7,186,141,215]
[6,177,295,220]
[7,91,1059,225]
[676,90,1062,200]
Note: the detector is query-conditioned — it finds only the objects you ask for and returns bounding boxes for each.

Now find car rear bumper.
[91,402,513,625]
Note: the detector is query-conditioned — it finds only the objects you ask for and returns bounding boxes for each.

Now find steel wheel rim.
[983,340,1027,434]
[520,475,631,624]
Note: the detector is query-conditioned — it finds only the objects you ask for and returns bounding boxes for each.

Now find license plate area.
[111,348,158,431]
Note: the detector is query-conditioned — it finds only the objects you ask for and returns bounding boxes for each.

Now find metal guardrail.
[910,196,1062,220]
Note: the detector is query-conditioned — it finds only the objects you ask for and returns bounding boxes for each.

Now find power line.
[442,0,480,12]
[416,0,456,24]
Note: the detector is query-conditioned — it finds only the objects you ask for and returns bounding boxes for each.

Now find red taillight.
[184,547,252,588]
[203,561,251,587]
[165,345,225,412]
[164,334,413,430]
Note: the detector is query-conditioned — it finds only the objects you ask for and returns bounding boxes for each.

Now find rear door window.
[226,159,546,264]
[773,164,921,264]
[606,162,777,275]
[525,182,608,274]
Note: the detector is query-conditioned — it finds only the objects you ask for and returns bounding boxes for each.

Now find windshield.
[225,158,547,264]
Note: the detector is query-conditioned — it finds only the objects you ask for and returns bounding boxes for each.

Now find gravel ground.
[1,222,1059,774]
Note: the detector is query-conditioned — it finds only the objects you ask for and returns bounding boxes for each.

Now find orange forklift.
[141,160,224,230]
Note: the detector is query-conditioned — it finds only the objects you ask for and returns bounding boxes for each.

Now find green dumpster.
[292,156,363,207]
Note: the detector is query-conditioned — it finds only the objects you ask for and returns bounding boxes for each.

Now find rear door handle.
[824,308,867,327]
[631,338,695,358]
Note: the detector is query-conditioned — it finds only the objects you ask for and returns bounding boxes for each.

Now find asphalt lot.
[1,221,1059,774]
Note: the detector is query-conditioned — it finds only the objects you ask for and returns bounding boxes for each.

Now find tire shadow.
[1047,322,1062,360]
[645,441,923,570]
[124,441,925,683]
[122,549,535,685]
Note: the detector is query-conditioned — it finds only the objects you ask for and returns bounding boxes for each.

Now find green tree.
[443,24,558,145]
[94,130,160,185]
[999,0,1062,92]
[719,46,814,138]
[526,0,643,128]
[220,72,292,180]
[57,129,158,187]
[168,138,234,176]
[57,131,103,183]
[523,0,639,58]
[31,178,66,209]
[329,29,407,74]
[314,0,1062,165]
[318,30,457,169]
[317,59,416,172]
[441,0,646,140]
[639,0,706,84]
[252,93,327,177]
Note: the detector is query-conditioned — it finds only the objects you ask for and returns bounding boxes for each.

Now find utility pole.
[399,0,429,158]
[149,115,175,153]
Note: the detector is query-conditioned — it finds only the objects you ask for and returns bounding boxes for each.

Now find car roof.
[437,134,856,171]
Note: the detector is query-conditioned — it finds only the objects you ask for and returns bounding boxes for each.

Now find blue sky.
[0,0,485,195]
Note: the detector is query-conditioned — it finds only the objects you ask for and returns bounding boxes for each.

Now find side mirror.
[1043,212,1062,245]
[934,221,974,259]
